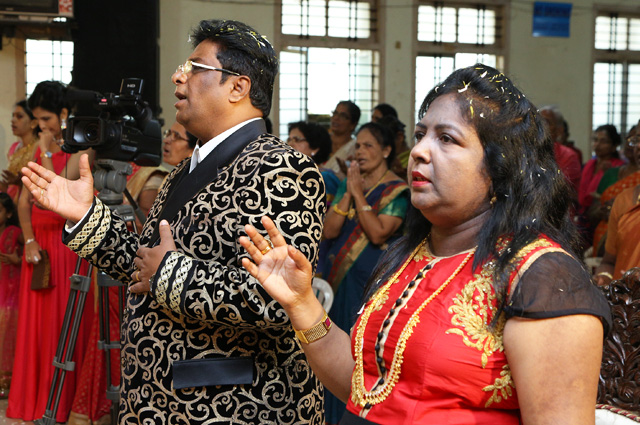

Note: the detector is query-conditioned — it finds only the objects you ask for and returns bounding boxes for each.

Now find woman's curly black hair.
[365,64,581,323]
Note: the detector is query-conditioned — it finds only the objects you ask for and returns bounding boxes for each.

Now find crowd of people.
[0,16,637,425]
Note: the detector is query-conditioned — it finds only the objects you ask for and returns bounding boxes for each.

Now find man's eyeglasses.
[287,136,307,144]
[163,129,188,142]
[176,60,240,78]
[626,135,640,148]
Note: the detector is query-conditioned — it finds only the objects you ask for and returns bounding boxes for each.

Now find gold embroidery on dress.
[446,236,552,404]
[412,243,432,262]
[482,364,514,407]
[446,262,505,368]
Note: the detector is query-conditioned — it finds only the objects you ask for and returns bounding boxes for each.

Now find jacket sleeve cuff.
[63,197,111,258]
[151,251,195,315]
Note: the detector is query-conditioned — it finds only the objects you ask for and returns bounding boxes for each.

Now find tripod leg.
[97,271,125,425]
[36,259,93,425]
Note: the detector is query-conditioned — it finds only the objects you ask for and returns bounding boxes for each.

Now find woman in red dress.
[240,65,610,424]
[7,81,94,423]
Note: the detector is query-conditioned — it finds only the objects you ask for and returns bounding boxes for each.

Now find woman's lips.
[411,171,431,187]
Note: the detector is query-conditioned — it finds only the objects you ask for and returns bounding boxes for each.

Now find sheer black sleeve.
[504,252,612,335]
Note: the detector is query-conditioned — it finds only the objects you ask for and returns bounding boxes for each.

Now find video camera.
[63,78,162,166]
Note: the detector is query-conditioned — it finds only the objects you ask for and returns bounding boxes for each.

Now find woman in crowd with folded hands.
[240,64,610,425]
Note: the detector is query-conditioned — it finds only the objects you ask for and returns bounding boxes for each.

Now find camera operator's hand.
[21,153,94,224]
[130,220,177,294]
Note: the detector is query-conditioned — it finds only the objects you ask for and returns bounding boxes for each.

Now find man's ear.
[229,76,252,103]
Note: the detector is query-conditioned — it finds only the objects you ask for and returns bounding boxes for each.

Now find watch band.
[40,151,53,158]
[294,311,332,344]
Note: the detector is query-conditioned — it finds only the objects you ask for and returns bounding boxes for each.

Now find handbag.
[30,249,52,290]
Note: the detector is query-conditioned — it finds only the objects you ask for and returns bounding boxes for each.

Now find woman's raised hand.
[21,153,95,223]
[240,216,316,313]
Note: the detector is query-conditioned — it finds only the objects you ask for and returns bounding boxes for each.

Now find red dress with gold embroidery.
[346,236,609,424]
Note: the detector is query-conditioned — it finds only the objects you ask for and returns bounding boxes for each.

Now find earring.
[60,118,67,131]
[490,195,497,206]
[383,155,388,159]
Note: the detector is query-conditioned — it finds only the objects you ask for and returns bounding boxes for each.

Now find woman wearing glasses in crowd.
[595,123,640,287]
[287,121,340,206]
[8,81,94,423]
[163,121,198,167]
[324,101,361,179]
[240,64,610,425]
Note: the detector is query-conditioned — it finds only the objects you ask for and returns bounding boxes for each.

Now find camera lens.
[84,123,100,143]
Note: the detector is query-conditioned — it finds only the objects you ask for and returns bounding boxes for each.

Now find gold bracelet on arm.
[332,204,349,217]
[293,310,333,344]
[359,205,372,212]
[597,272,613,280]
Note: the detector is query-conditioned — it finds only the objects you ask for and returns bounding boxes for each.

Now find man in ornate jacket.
[22,19,325,424]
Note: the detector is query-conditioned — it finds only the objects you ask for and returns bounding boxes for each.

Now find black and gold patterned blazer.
[65,119,326,424]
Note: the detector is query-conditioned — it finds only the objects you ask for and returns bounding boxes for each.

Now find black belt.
[173,356,254,389]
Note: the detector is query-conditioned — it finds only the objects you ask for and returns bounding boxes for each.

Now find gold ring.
[134,271,140,281]
[40,188,45,198]
[260,246,271,255]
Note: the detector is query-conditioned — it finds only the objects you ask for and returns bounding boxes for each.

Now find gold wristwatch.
[294,311,332,344]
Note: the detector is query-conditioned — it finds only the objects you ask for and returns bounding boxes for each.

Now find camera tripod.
[36,159,146,425]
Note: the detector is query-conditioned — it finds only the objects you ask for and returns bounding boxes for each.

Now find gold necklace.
[347,169,390,220]
[351,239,475,409]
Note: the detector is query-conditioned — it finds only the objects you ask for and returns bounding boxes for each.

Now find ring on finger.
[40,188,45,198]
[260,246,271,255]
[134,270,140,281]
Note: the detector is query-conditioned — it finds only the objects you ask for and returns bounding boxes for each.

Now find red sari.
[0,225,21,396]
[7,151,94,423]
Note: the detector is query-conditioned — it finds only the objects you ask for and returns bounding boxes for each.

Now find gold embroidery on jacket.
[482,364,514,407]
[170,257,192,312]
[156,252,180,306]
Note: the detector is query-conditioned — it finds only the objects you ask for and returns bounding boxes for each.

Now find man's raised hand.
[21,153,95,223]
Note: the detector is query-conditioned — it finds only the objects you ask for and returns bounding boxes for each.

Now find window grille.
[278,0,379,138]
[415,1,505,122]
[25,39,74,98]
[593,12,640,135]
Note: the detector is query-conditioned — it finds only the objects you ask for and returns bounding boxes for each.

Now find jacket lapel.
[148,119,267,245]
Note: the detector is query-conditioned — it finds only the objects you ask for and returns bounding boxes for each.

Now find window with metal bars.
[278,0,379,138]
[592,12,640,135]
[25,39,74,98]
[415,1,505,122]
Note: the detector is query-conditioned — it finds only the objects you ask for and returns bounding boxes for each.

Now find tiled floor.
[0,399,35,425]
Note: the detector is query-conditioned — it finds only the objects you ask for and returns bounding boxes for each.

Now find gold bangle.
[359,205,372,212]
[597,272,613,280]
[293,311,332,344]
[332,204,349,217]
